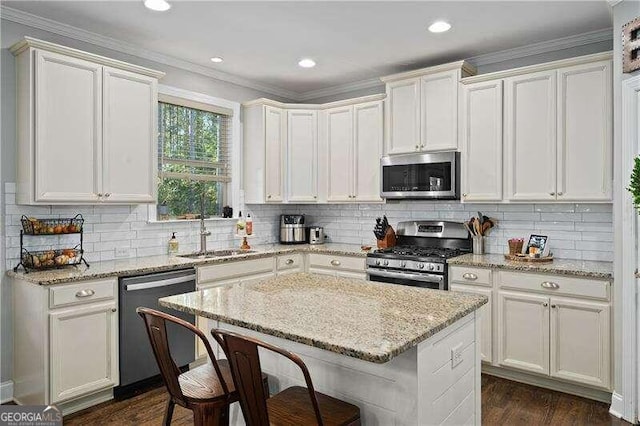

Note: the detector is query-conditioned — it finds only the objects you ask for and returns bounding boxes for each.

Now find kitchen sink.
[178,249,256,259]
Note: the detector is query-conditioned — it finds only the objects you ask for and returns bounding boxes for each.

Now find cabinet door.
[50,302,118,403]
[421,70,458,151]
[550,297,610,389]
[354,101,383,202]
[326,106,354,202]
[287,110,318,202]
[385,78,421,154]
[461,81,503,202]
[34,50,102,203]
[504,71,557,201]
[497,291,549,375]
[557,61,612,201]
[264,106,286,202]
[103,67,157,203]
[450,284,493,364]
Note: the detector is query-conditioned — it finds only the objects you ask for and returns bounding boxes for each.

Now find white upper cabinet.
[382,61,475,155]
[461,52,612,203]
[12,38,164,205]
[326,106,354,202]
[385,78,421,154]
[504,70,557,201]
[102,67,157,203]
[421,70,459,151]
[460,80,503,202]
[287,110,318,202]
[264,106,286,202]
[33,50,103,203]
[353,101,383,202]
[556,61,612,201]
[324,100,383,203]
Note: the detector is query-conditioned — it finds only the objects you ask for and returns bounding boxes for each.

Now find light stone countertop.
[159,272,488,363]
[448,254,613,280]
[7,243,371,285]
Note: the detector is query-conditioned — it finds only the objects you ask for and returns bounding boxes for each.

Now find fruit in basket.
[44,259,55,267]
[46,226,54,234]
[31,256,41,268]
[68,224,78,233]
[53,225,63,234]
[54,255,69,266]
[62,249,77,258]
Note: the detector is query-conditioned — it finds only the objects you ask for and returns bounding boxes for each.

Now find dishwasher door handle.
[125,274,196,291]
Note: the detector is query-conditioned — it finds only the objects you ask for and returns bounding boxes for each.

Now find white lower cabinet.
[497,291,550,375]
[550,297,610,388]
[50,301,119,403]
[450,283,493,363]
[307,253,367,280]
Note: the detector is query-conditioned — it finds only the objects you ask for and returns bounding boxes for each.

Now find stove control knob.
[400,261,407,268]
[383,260,389,266]
[428,264,435,271]
[418,263,425,269]
[375,260,381,266]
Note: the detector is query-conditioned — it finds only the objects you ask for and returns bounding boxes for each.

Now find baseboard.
[58,389,113,416]
[609,391,625,419]
[0,381,14,403]
[482,365,612,403]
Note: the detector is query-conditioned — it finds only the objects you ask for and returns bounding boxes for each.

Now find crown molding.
[0,5,300,100]
[466,27,613,67]
[296,77,383,102]
[242,93,386,109]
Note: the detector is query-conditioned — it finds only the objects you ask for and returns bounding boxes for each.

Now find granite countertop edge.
[7,244,371,285]
[447,254,613,280]
[158,295,487,363]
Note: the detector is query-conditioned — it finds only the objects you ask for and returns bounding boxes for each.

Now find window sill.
[147,217,238,224]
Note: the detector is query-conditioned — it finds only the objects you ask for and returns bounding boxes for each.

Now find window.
[156,94,233,220]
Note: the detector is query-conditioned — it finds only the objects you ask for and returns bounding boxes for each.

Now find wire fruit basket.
[21,214,84,235]
[20,247,84,271]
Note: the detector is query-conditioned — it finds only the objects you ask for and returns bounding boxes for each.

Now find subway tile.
[581,213,613,223]
[581,251,614,262]
[532,222,575,231]
[575,204,613,213]
[540,213,582,222]
[534,204,576,213]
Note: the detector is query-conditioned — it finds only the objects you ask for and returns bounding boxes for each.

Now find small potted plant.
[628,157,640,210]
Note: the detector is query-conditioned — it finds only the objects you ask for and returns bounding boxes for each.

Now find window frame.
[148,85,241,223]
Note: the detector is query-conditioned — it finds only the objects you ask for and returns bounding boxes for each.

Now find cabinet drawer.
[49,278,117,309]
[449,266,492,287]
[198,257,274,284]
[308,254,365,272]
[276,254,304,271]
[498,271,609,301]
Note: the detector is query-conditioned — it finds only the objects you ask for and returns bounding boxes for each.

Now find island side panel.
[417,312,481,426]
[206,320,420,425]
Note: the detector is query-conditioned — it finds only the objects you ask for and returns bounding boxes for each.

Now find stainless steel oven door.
[380,151,458,199]
[366,268,445,290]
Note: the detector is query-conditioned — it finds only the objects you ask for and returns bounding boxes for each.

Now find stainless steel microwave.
[380,151,459,199]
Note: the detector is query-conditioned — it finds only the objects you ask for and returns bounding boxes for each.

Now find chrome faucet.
[199,193,211,254]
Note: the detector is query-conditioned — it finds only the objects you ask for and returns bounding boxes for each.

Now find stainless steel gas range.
[366,220,472,290]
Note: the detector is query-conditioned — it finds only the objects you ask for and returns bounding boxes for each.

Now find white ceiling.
[2,1,612,97]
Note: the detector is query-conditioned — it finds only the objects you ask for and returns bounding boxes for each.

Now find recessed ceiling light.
[428,21,451,33]
[210,57,223,63]
[298,58,316,68]
[144,0,171,12]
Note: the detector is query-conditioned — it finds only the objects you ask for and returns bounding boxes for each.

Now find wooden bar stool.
[212,329,361,426]
[137,307,236,426]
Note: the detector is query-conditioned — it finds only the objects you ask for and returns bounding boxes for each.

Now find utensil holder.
[376,227,397,249]
[472,236,485,255]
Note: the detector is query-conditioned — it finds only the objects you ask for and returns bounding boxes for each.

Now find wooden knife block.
[377,227,397,249]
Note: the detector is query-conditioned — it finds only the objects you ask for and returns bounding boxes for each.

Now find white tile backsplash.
[4,181,613,267]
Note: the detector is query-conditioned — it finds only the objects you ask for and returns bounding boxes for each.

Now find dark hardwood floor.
[59,375,628,425]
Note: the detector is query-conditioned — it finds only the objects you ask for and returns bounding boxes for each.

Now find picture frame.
[522,234,550,257]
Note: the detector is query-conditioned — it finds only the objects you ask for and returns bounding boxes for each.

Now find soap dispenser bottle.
[168,232,179,255]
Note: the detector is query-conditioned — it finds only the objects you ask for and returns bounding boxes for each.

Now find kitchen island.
[160,273,487,425]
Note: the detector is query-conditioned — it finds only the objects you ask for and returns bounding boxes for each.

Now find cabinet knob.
[550,192,556,196]
[111,308,117,313]
[415,144,420,150]
[557,192,563,196]
[551,304,557,309]
[420,144,424,149]
[330,260,341,266]
[104,193,111,198]
[96,193,103,197]
[313,195,317,199]
[285,258,294,265]
[543,302,548,307]
[267,195,272,199]
[462,193,468,198]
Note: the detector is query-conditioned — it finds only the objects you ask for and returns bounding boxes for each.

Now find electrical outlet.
[451,343,464,368]
[115,247,131,258]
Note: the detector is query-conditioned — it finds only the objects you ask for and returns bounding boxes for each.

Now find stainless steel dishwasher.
[116,268,196,396]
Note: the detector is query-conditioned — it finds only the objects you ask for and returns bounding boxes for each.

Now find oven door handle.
[366,268,444,284]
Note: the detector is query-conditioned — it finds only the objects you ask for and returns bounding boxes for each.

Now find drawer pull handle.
[543,302,548,307]
[541,281,559,289]
[462,273,478,281]
[111,308,117,313]
[330,260,341,266]
[75,289,95,298]
[285,259,294,265]
[551,304,557,309]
